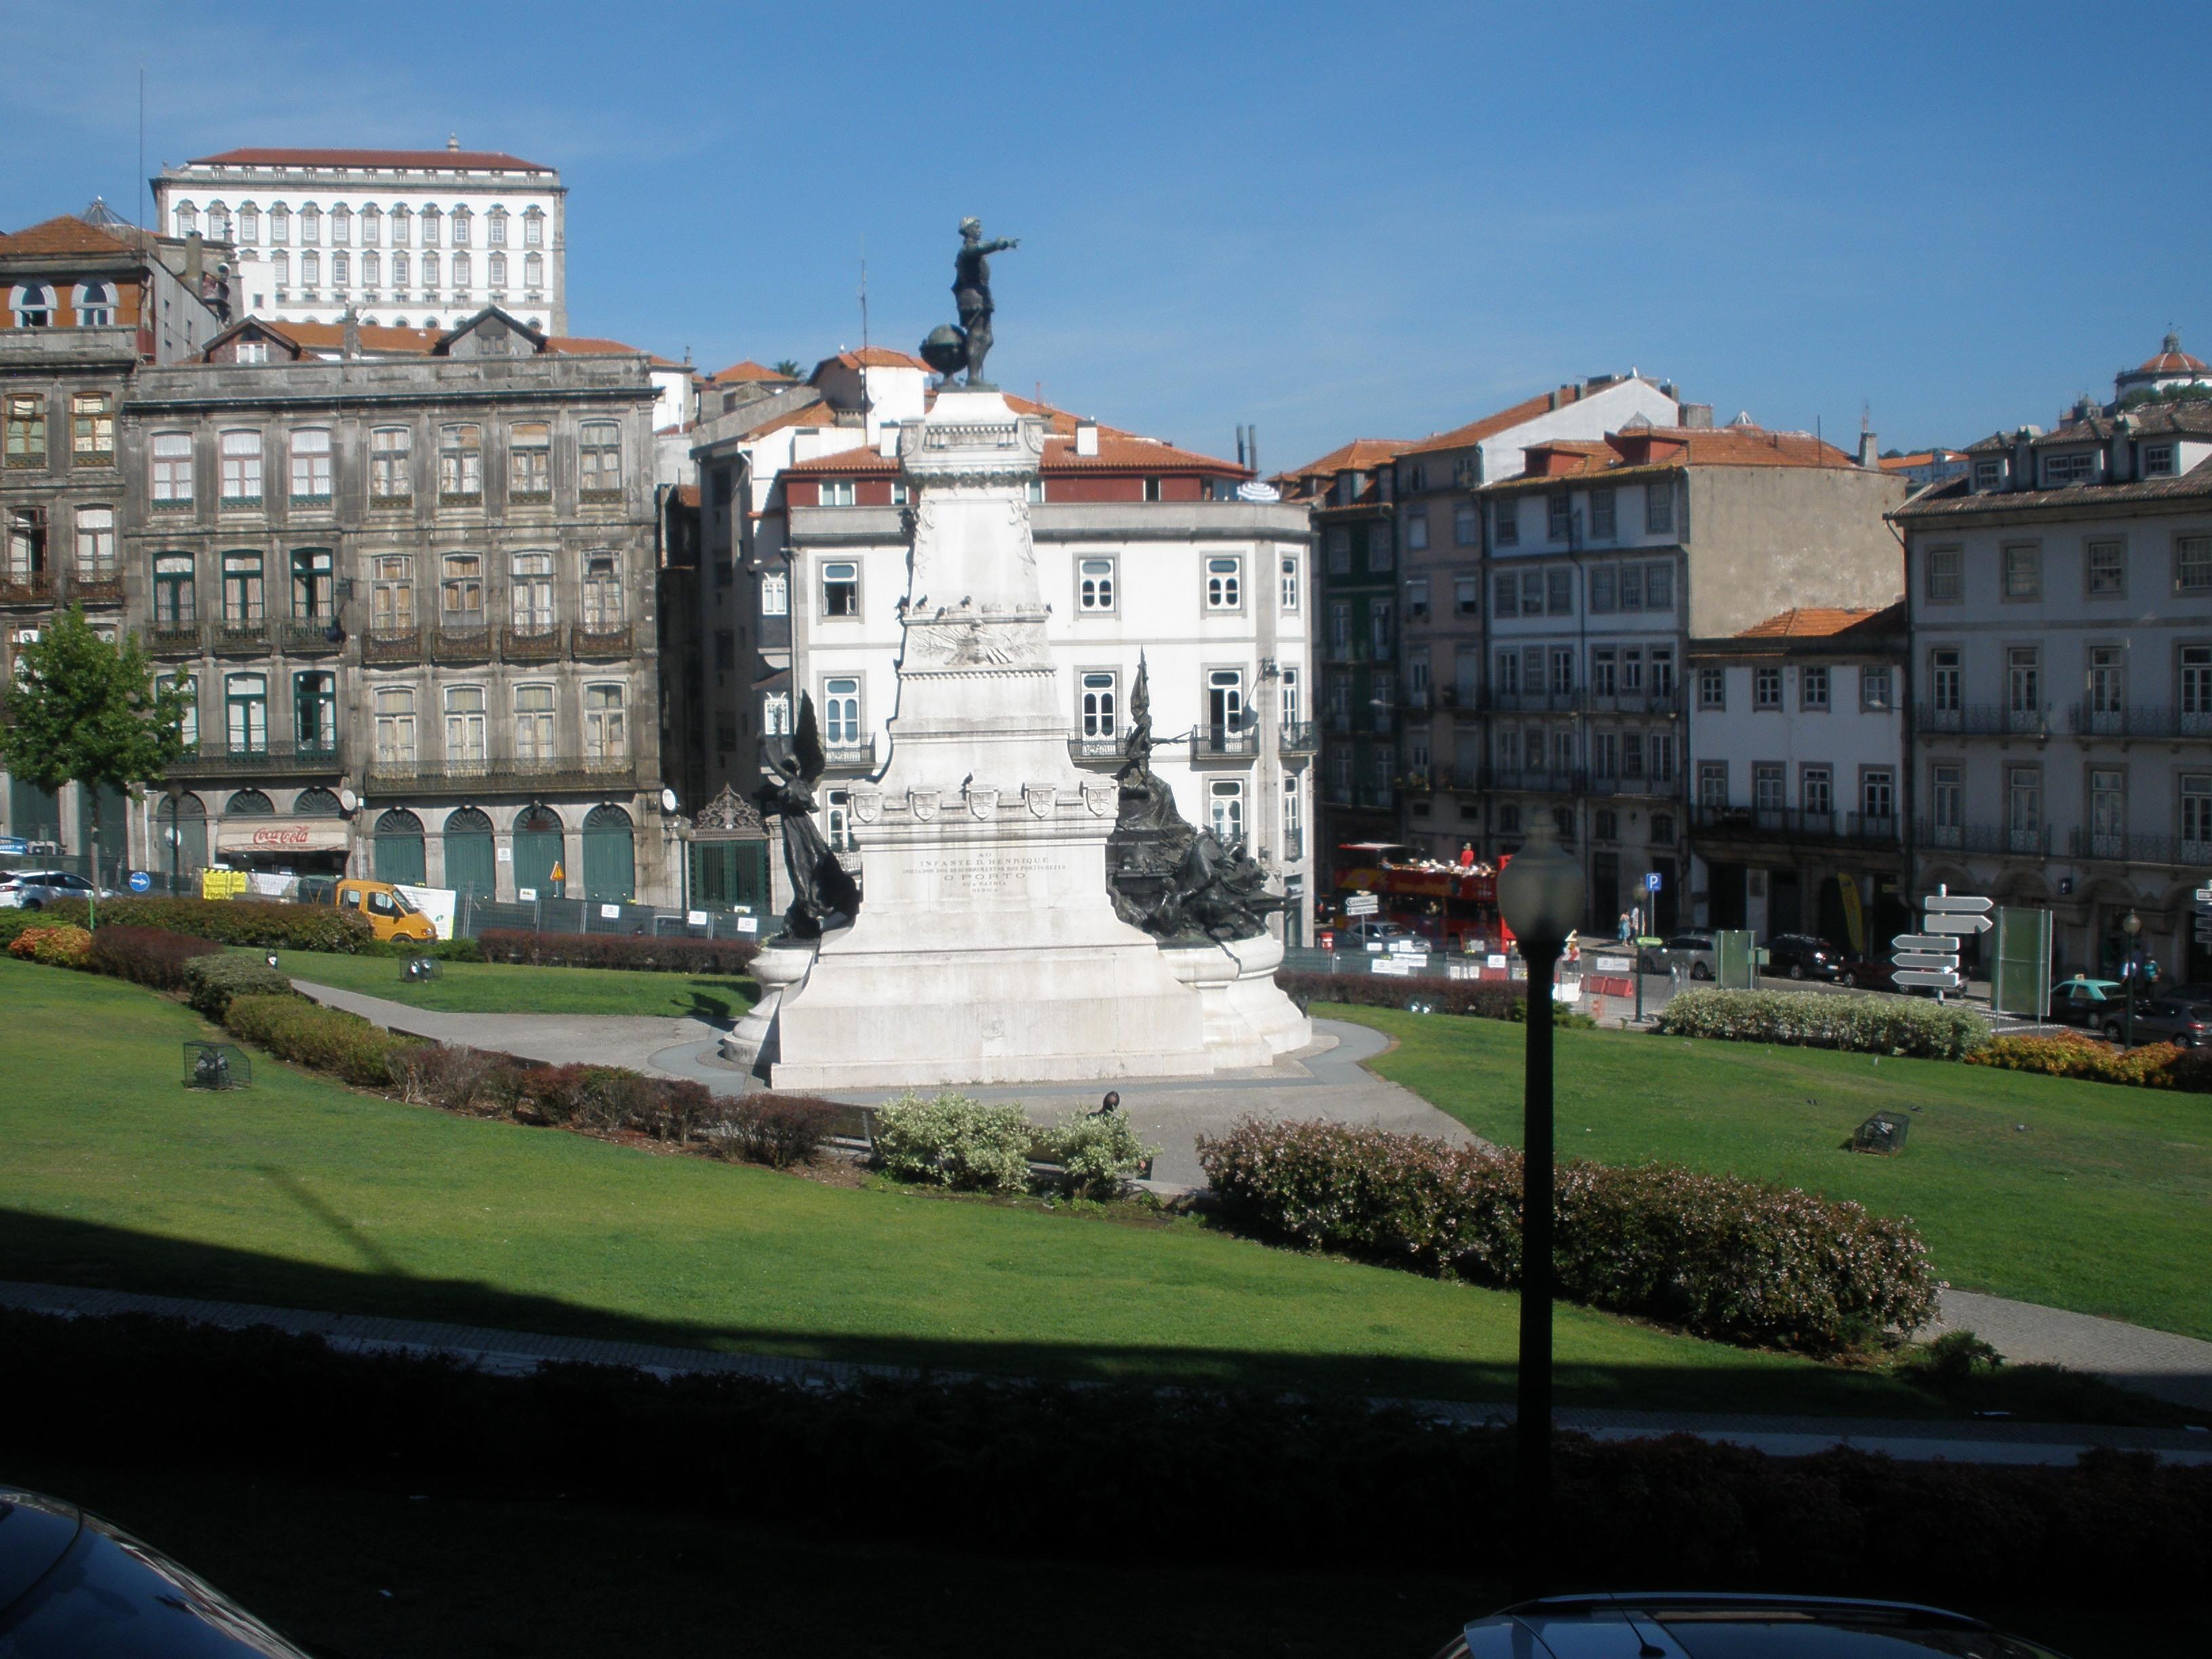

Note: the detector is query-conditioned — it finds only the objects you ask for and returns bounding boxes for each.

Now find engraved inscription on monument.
[916,848,1063,899]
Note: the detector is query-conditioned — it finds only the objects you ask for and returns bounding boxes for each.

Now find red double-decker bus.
[1326,842,1507,954]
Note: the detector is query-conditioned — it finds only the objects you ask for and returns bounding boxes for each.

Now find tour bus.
[1324,842,1506,954]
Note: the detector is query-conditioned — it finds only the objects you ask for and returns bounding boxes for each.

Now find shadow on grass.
[0,1206,1937,1418]
[682,983,740,1027]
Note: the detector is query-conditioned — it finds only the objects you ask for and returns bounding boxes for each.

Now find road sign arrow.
[1923,894,1993,914]
[1925,914,1994,935]
[2194,886,2212,903]
[1893,968,1964,989]
[1894,951,1962,971]
[1891,933,1958,953]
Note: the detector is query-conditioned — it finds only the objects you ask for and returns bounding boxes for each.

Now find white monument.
[725,386,1309,1088]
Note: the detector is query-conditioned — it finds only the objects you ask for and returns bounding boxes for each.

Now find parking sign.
[1644,872,1662,893]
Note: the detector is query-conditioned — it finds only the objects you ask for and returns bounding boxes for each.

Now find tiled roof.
[815,346,929,374]
[257,321,441,354]
[1877,450,1963,471]
[0,213,140,258]
[1893,454,2212,519]
[1486,424,1857,490]
[1735,605,1898,640]
[185,146,550,171]
[544,335,677,366]
[1273,438,1411,483]
[781,423,1243,478]
[1397,388,1576,457]
[748,401,845,438]
[709,360,788,384]
[2138,333,2207,375]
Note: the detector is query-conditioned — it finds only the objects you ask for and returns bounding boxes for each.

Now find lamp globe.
[1498,817,1586,949]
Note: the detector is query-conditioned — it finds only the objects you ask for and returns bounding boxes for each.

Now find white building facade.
[153,144,566,336]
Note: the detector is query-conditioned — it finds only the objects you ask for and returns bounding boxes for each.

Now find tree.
[773,359,803,378]
[1,606,192,921]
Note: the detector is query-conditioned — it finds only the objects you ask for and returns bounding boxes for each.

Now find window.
[1591,647,1618,697]
[452,251,472,291]
[300,205,321,245]
[1078,556,1115,611]
[1142,476,1163,502]
[216,430,262,504]
[2007,765,2041,851]
[1027,477,1046,504]
[1492,572,1517,619]
[239,204,260,243]
[1547,491,1571,541]
[390,205,411,245]
[1644,479,1673,535]
[1206,555,1242,609]
[1802,765,1833,816]
[525,208,544,247]
[237,340,269,365]
[371,428,411,502]
[487,207,508,247]
[1548,647,1574,697]
[1754,666,1782,709]
[153,554,194,623]
[1930,762,1963,844]
[525,251,544,290]
[1080,670,1117,739]
[1282,775,1302,854]
[369,554,413,632]
[225,673,267,752]
[439,425,482,500]
[583,553,623,628]
[422,207,441,246]
[374,687,417,765]
[1279,665,1301,729]
[1698,760,1728,808]
[361,205,380,245]
[511,551,554,629]
[2180,645,2212,729]
[1589,564,1616,613]
[361,250,381,289]
[1209,668,1247,744]
[289,428,331,501]
[1408,577,1430,619]
[1209,779,1245,846]
[1454,503,1477,546]
[1698,665,1725,709]
[1862,769,1895,824]
[161,672,199,748]
[1801,665,1829,710]
[2087,538,2125,596]
[1282,554,1300,611]
[444,685,487,762]
[300,250,320,290]
[73,506,115,583]
[2144,443,2177,478]
[270,204,289,245]
[2177,773,2212,858]
[2083,766,2126,857]
[1327,600,1351,658]
[441,552,484,619]
[1973,458,2003,491]
[1494,499,1519,546]
[2043,450,2095,486]
[75,281,115,326]
[1619,647,1644,694]
[422,251,440,289]
[2007,646,2041,722]
[1326,527,1351,573]
[2001,542,2041,600]
[762,691,791,736]
[271,249,289,292]
[1592,729,1618,779]
[1589,487,1616,539]
[1753,762,1785,814]
[821,561,858,618]
[1652,648,1675,699]
[331,251,350,289]
[452,208,472,247]
[1619,562,1643,611]
[220,552,263,621]
[294,671,337,752]
[1454,575,1478,617]
[2086,647,2125,729]
[1520,571,1544,617]
[514,684,556,761]
[1861,666,1893,710]
[1368,525,1392,571]
[1405,510,1428,550]
[818,478,856,507]
[1544,567,1572,615]
[5,394,46,468]
[1645,561,1673,612]
[174,202,198,237]
[290,548,333,618]
[508,423,550,500]
[1650,733,1675,783]
[5,508,45,583]
[392,251,410,289]
[1930,647,1961,714]
[822,677,860,746]
[2176,535,2212,595]
[760,569,788,616]
[1370,604,1393,657]
[71,393,112,464]
[580,422,621,496]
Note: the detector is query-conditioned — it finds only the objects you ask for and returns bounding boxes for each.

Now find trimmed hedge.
[9,1307,2211,1599]
[873,1091,1034,1191]
[6,923,93,967]
[357,935,486,962]
[478,928,759,976]
[222,993,426,1088]
[1653,988,1987,1059]
[87,924,222,991]
[1965,1030,2183,1087]
[387,1042,718,1145]
[179,953,293,1017]
[1196,1118,1936,1354]
[36,895,375,953]
[708,1092,843,1168]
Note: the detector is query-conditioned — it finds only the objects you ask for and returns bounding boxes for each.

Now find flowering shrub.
[872,1092,1034,1191]
[1195,1118,1936,1353]
[477,928,759,976]
[1037,1111,1158,1198]
[37,896,373,953]
[6,923,94,967]
[1654,989,1986,1059]
[87,924,222,990]
[1966,1030,2181,1086]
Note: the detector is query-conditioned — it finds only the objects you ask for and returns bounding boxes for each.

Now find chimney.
[1074,420,1099,458]
[1547,390,1560,411]
[1681,403,1714,429]
[1856,430,1879,469]
[878,422,899,459]
[184,230,203,290]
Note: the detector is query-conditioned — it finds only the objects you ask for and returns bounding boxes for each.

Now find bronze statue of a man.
[951,217,1018,387]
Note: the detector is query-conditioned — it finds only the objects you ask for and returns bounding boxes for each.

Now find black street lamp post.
[2124,909,2142,1049]
[1494,816,1586,1602]
[165,779,184,898]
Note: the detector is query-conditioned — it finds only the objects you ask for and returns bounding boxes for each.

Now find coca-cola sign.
[216,820,350,855]
[252,825,314,848]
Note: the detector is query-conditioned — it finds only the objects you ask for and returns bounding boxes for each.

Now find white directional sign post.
[1893,888,1990,997]
[1345,893,1380,918]
[2196,885,2212,948]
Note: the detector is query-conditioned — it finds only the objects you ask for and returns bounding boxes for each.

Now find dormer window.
[1972,458,2003,491]
[2145,443,2177,478]
[2044,451,2096,487]
[10,285,52,327]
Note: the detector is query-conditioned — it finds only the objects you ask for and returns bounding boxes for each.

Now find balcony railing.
[2066,702,2212,741]
[1278,721,1319,756]
[1357,783,1395,809]
[1496,768,1589,795]
[572,621,633,658]
[70,575,125,606]
[0,572,55,607]
[1489,688,1579,715]
[168,740,344,778]
[820,735,878,772]
[1911,819,2050,856]
[1588,773,1681,800]
[1067,734,1123,766]
[210,618,270,653]
[1191,729,1261,760]
[363,627,423,664]
[148,621,203,655]
[1583,687,1683,716]
[1280,830,1305,861]
[504,623,566,662]
[281,616,341,655]
[363,755,639,795]
[2067,828,2212,867]
[1914,703,2047,737]
[1692,804,1900,846]
[434,623,495,663]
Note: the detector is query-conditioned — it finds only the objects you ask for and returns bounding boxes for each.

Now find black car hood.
[0,1492,82,1624]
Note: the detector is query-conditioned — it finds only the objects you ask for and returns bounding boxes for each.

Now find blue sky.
[7,1,2209,468]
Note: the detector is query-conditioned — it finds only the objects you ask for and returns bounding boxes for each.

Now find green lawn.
[1338,1008,2212,1341]
[0,958,1923,1416]
[247,948,758,1021]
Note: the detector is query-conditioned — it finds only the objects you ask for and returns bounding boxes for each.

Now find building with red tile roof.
[2115,329,2212,405]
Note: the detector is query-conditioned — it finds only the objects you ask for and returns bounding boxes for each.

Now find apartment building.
[1893,358,2212,980]
[1686,604,1909,951]
[1477,419,1906,930]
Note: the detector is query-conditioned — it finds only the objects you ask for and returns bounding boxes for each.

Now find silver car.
[1435,1592,2068,1658]
[0,869,107,910]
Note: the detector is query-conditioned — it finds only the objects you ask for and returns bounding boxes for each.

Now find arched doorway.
[159,791,208,893]
[581,803,634,903]
[374,809,426,885]
[443,806,496,899]
[511,806,565,899]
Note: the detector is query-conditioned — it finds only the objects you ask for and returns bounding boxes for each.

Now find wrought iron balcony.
[2066,702,2212,741]
[2066,827,2212,867]
[820,735,878,772]
[210,618,271,653]
[1190,728,1261,760]
[363,626,423,664]
[1067,734,1123,767]
[1911,819,2049,856]
[1496,768,1589,796]
[1692,804,1900,846]
[168,740,344,778]
[504,623,566,662]
[1488,688,1579,715]
[0,571,54,607]
[572,621,633,658]
[281,616,342,655]
[1914,703,2047,737]
[148,621,204,655]
[433,623,495,663]
[363,755,640,796]
[69,576,125,606]
[1278,721,1318,756]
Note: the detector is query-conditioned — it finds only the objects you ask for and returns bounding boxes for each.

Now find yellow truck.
[334,878,439,943]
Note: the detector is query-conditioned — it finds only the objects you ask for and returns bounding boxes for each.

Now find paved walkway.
[5,1279,2205,1468]
[1933,1288,2212,1414]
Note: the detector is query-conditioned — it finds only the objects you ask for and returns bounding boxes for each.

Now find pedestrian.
[1457,842,1475,869]
[1617,911,1632,943]
[1631,904,1644,938]
[1094,1090,1122,1118]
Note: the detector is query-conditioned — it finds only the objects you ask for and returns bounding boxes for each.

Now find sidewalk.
[5,1279,2205,1468]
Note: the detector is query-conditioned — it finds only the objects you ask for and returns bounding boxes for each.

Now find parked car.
[2047,976,2125,1027]
[1837,956,1902,991]
[0,1485,314,1654]
[1644,930,1719,980]
[2099,995,2212,1047]
[1431,1591,2069,1658]
[1342,919,1425,951]
[0,869,108,911]
[1764,933,1846,981]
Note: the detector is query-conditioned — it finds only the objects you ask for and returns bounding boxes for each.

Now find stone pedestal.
[726,389,1305,1090]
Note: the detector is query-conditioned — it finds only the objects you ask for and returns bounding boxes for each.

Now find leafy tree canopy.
[0,607,190,800]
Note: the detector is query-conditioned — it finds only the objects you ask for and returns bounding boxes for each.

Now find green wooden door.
[8,777,59,844]
[373,810,427,885]
[512,807,564,898]
[443,808,497,899]
[581,805,634,903]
